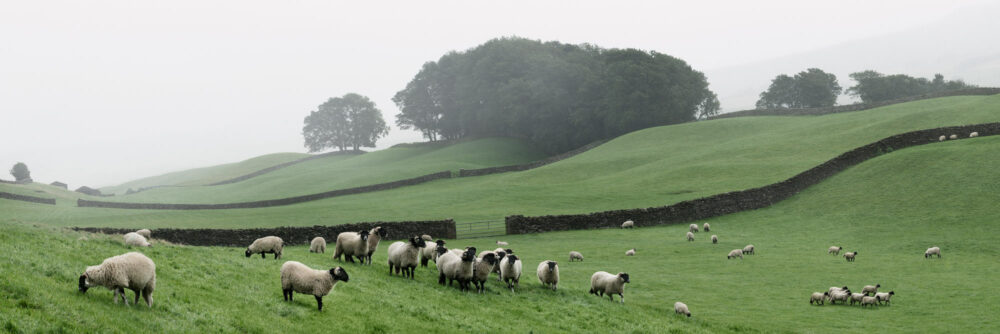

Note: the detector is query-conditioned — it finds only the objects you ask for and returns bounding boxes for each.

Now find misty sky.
[1,0,994,188]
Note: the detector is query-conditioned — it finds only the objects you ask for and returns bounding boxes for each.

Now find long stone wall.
[506,122,1000,234]
[74,219,456,247]
[0,191,56,205]
[458,140,607,177]
[206,150,366,186]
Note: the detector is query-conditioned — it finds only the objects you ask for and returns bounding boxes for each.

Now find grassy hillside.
[100,152,312,195]
[2,134,998,332]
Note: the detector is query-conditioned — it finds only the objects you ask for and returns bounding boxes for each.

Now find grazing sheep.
[843,251,858,262]
[78,252,156,307]
[727,249,743,259]
[621,220,634,229]
[742,244,755,255]
[829,289,852,304]
[332,231,369,264]
[850,292,866,305]
[135,229,151,239]
[496,240,509,246]
[925,246,941,258]
[246,236,283,259]
[625,248,636,256]
[686,232,695,242]
[703,223,710,232]
[280,261,348,311]
[674,302,691,317]
[589,271,630,304]
[875,291,895,305]
[421,240,446,267]
[949,134,958,139]
[828,246,843,255]
[810,292,829,305]
[500,254,523,292]
[536,260,559,291]
[861,295,879,308]
[939,135,946,141]
[123,232,151,248]
[862,284,880,296]
[970,131,979,138]
[309,237,326,253]
[828,286,849,295]
[363,226,388,265]
[438,247,477,291]
[569,251,584,262]
[711,235,718,244]
[387,236,427,279]
[421,234,432,241]
[471,253,498,293]
[689,224,699,233]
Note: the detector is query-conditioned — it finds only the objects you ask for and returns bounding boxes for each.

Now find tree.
[846,71,974,104]
[10,162,31,182]
[756,68,841,109]
[302,93,389,152]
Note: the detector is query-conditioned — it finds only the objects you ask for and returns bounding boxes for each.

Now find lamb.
[471,253,498,293]
[569,251,584,262]
[280,261,348,311]
[703,223,710,232]
[861,296,879,308]
[135,229,151,239]
[674,302,691,317]
[949,134,958,139]
[686,231,695,242]
[925,246,941,258]
[123,232,151,248]
[496,240,509,246]
[742,244,755,255]
[875,291,895,305]
[621,220,634,229]
[810,292,829,305]
[78,252,156,307]
[625,248,636,256]
[689,224,699,233]
[309,237,326,253]
[711,235,718,244]
[727,249,743,259]
[332,231,369,263]
[843,251,858,262]
[421,239,446,267]
[938,135,946,141]
[862,284,880,296]
[438,247,477,291]
[421,234,432,241]
[245,236,283,259]
[828,246,842,255]
[970,131,979,138]
[500,254,523,292]
[850,292,866,305]
[387,236,426,279]
[829,289,852,304]
[363,226,388,265]
[536,260,559,291]
[589,271,629,304]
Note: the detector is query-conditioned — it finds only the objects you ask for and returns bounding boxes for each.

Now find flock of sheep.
[938,131,978,141]
[810,285,895,308]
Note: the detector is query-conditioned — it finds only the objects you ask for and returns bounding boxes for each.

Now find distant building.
[50,181,68,189]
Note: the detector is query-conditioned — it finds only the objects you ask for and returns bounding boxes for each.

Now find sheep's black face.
[330,267,349,282]
[547,261,557,271]
[245,249,252,257]
[496,251,507,261]
[435,239,445,246]
[505,248,513,254]
[78,275,89,293]
[360,231,370,242]
[482,253,497,265]
[411,236,426,248]
[377,227,388,237]
[461,248,477,262]
[619,272,630,283]
[506,255,519,264]
[435,245,448,255]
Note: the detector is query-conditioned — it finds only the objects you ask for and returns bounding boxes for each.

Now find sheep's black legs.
[283,289,290,301]
[438,273,446,285]
[421,257,428,267]
[132,288,141,305]
[261,253,265,259]
[142,287,153,307]
[315,295,323,311]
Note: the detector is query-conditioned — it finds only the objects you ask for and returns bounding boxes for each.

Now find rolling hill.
[100,152,312,195]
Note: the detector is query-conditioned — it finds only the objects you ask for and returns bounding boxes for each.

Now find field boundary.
[710,88,1000,119]
[0,191,57,205]
[506,122,999,234]
[205,150,366,186]
[457,140,607,177]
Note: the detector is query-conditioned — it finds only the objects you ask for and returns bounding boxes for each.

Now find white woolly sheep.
[861,295,879,308]
[843,251,857,262]
[686,231,695,242]
[471,252,498,293]
[280,261,348,311]
[950,134,958,139]
[621,220,634,229]
[135,229,151,239]
[703,223,710,232]
[689,224,699,233]
[309,237,326,253]
[124,232,151,248]
[332,231,369,264]
[742,244,755,255]
[674,301,691,317]
[970,131,979,138]
[496,240,509,246]
[387,236,426,279]
[727,249,743,259]
[925,246,941,258]
[862,284,880,296]
[938,135,946,141]
[849,292,866,305]
[875,291,895,305]
[711,235,718,244]
[569,251,584,262]
[589,271,629,304]
[810,292,829,305]
[421,234,432,241]
[828,246,842,255]
[829,289,852,304]
[421,239,446,267]
[625,248,636,256]
[828,286,848,295]
[500,254,523,292]
[363,226,388,265]
[78,252,156,307]
[438,247,477,291]
[246,236,284,259]
[536,260,559,291]
[491,248,511,280]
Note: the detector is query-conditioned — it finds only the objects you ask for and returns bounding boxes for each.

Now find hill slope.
[100,152,312,195]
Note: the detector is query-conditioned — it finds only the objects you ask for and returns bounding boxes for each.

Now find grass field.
[2,133,998,333]
[100,152,312,195]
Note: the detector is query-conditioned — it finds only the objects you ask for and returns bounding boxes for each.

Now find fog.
[1,0,995,188]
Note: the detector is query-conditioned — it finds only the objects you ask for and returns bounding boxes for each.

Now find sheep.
[387,236,426,279]
[828,286,849,295]
[686,231,695,242]
[135,229,151,239]
[536,260,559,291]
[861,295,879,308]
[810,292,829,305]
[862,284,880,296]
[843,251,858,262]
[280,261,348,311]
[332,231,369,264]
[703,223,710,232]
[949,134,958,139]
[970,131,979,138]
[492,248,511,280]
[500,254,523,292]
[78,252,156,307]
[621,220,634,229]
[829,289,852,304]
[625,248,636,256]
[589,271,629,304]
[123,232,151,248]
[711,235,718,244]
[569,251,584,262]
[727,249,743,259]
[496,240,509,246]
[674,302,691,317]
[742,244,755,255]
[925,246,941,258]
[245,236,283,259]
[938,135,946,141]
[471,253,498,293]
[828,246,843,255]
[421,239,446,267]
[421,234,432,241]
[363,226,388,265]
[875,291,895,305]
[850,292,866,305]
[689,224,699,233]
[309,237,326,253]
[438,247,477,291]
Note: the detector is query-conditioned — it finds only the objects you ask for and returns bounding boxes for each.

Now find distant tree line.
[757,69,975,109]
[302,93,389,152]
[845,71,973,104]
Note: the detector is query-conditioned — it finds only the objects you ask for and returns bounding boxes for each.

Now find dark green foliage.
[302,93,389,152]
[9,163,30,182]
[846,71,975,104]
[393,37,718,153]
[756,68,842,109]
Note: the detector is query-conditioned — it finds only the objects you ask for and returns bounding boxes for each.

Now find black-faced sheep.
[569,251,584,262]
[78,252,156,307]
[742,244,755,255]
[674,301,691,317]
[363,226,388,265]
[625,248,636,256]
[309,237,326,253]
[702,223,710,232]
[711,235,718,244]
[689,224,699,233]
[471,253,498,293]
[491,248,510,280]
[829,289,852,304]
[861,295,879,308]
[843,251,857,262]
[438,246,477,291]
[536,260,559,291]
[875,291,895,305]
[686,232,694,242]
[810,292,829,305]
[828,246,842,255]
[280,261,348,311]
[925,246,941,258]
[862,284,880,296]
[387,236,426,279]
[500,254,522,292]
[124,232,151,248]
[332,231,369,264]
[590,271,629,304]
[727,249,743,259]
[621,220,634,229]
[246,236,283,259]
[421,239,446,267]
[850,292,866,305]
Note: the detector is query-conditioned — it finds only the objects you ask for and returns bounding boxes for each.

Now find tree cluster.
[302,93,389,152]
[392,37,719,153]
[9,162,30,182]
[756,68,842,109]
[845,71,974,104]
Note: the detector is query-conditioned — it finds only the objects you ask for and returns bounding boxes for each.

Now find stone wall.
[458,140,607,177]
[0,191,56,205]
[206,150,366,186]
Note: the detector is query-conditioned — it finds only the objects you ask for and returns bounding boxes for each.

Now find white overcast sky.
[0,0,995,188]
